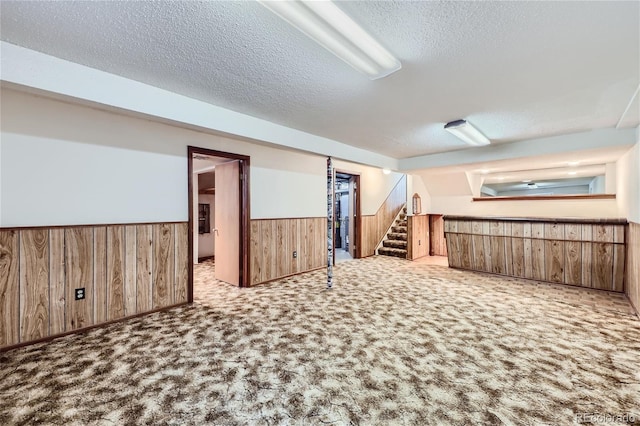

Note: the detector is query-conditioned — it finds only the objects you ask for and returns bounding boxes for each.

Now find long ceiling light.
[258,0,401,80]
[444,119,491,146]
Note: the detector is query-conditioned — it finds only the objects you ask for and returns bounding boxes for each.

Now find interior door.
[429,214,448,256]
[215,160,240,285]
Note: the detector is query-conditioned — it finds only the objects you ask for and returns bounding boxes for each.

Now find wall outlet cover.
[293,251,297,258]
[75,288,85,300]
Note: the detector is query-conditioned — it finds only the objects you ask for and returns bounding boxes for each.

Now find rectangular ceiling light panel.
[444,120,491,146]
[258,0,401,80]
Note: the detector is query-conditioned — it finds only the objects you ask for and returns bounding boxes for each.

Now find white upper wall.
[2,133,187,226]
[0,88,407,226]
[0,88,330,226]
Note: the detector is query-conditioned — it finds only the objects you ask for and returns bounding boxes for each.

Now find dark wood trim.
[187,146,250,291]
[355,174,362,259]
[443,215,628,225]
[0,302,188,353]
[188,149,195,303]
[240,157,251,288]
[472,194,616,202]
[0,221,187,231]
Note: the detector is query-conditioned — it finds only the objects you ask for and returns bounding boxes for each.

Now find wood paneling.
[0,222,188,350]
[429,215,447,256]
[360,175,407,257]
[626,222,640,315]
[250,221,262,285]
[65,227,94,331]
[19,229,50,341]
[407,215,429,260]
[175,223,189,304]
[511,238,524,278]
[444,217,627,292]
[136,225,153,312]
[564,241,581,285]
[544,240,564,283]
[125,226,137,315]
[612,244,625,293]
[530,239,545,281]
[249,218,326,286]
[153,223,175,308]
[49,229,65,336]
[471,235,486,271]
[0,231,20,347]
[592,243,613,290]
[93,227,107,324]
[107,226,125,320]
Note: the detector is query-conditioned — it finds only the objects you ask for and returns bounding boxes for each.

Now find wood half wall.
[444,217,627,292]
[361,175,407,257]
[0,222,189,350]
[407,215,429,260]
[250,218,326,286]
[627,222,640,316]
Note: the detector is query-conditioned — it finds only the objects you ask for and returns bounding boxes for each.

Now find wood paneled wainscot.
[444,216,627,292]
[250,218,326,286]
[627,222,640,315]
[0,222,189,350]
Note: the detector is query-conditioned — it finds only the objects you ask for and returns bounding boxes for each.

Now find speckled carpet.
[1,256,639,425]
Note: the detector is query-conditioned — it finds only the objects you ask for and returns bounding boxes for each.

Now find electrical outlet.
[75,288,85,300]
[293,251,297,258]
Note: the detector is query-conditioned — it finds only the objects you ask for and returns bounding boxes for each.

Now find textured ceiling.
[1,1,638,159]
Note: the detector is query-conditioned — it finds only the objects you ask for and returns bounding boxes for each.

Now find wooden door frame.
[188,146,250,299]
[333,169,361,265]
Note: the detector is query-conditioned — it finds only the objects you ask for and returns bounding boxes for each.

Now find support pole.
[327,157,334,289]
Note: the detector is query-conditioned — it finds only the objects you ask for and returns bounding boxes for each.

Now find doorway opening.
[333,171,361,265]
[188,147,250,298]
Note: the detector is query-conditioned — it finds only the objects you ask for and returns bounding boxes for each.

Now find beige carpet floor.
[1,256,639,425]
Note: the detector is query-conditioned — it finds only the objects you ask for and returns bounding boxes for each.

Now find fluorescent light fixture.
[568,171,577,175]
[444,120,490,146]
[382,168,391,175]
[258,0,401,79]
[568,161,580,167]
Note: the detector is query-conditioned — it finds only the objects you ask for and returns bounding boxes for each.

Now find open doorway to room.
[188,147,250,296]
[333,171,361,265]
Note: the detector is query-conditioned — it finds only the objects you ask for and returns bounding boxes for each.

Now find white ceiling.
[1,1,638,160]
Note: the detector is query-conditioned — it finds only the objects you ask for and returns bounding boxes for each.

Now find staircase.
[378,207,407,259]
